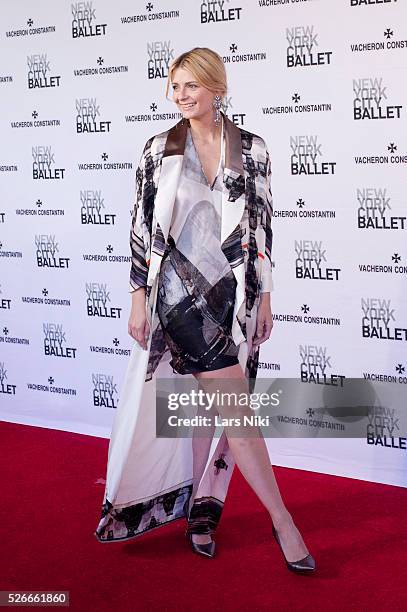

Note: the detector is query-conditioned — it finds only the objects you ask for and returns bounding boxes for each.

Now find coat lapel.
[152,118,187,246]
[221,112,246,246]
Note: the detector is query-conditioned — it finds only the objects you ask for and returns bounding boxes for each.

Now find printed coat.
[95,111,274,543]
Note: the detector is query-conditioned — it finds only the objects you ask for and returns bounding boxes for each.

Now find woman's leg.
[187,381,217,545]
[192,363,311,562]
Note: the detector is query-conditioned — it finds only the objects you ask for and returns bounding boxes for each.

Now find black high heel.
[272,525,316,574]
[185,529,216,558]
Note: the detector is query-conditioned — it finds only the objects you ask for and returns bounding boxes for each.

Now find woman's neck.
[188,111,223,144]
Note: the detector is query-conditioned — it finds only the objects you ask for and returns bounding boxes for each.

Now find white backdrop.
[1,0,406,487]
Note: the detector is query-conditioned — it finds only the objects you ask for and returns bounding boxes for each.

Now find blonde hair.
[165,47,227,101]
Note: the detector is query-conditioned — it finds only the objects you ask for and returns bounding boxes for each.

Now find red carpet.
[1,420,406,611]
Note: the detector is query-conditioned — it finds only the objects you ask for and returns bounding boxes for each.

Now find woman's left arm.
[253,145,274,346]
[260,146,274,294]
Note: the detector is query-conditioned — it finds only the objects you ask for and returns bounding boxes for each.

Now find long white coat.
[95,111,274,542]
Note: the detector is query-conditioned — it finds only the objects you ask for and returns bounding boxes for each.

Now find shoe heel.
[272,525,316,574]
[185,529,216,559]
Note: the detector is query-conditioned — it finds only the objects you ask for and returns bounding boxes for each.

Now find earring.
[213,95,222,125]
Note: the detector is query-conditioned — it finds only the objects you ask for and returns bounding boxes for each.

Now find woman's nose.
[178,87,189,99]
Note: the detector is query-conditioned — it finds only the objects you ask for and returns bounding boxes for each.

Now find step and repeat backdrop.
[1,1,406,487]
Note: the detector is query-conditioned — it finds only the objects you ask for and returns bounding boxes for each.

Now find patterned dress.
[156,117,240,374]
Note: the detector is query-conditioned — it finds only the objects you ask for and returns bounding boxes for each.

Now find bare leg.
[187,381,216,545]
[192,363,311,562]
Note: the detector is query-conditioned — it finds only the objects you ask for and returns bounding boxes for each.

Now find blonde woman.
[95,47,316,573]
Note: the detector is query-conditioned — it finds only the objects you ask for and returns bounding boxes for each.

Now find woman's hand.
[253,292,273,346]
[128,288,150,350]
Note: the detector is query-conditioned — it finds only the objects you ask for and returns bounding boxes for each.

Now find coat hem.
[94,512,187,544]
[95,485,227,543]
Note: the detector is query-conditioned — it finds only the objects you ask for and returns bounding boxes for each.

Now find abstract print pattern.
[156,127,240,374]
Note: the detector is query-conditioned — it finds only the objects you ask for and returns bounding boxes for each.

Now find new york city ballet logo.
[92,373,118,408]
[27,53,61,89]
[290,135,336,175]
[222,96,246,126]
[200,1,242,23]
[0,362,16,396]
[357,187,407,230]
[300,345,345,386]
[220,97,233,117]
[0,284,11,311]
[147,40,175,79]
[366,412,402,449]
[35,235,70,269]
[362,298,407,342]
[353,77,403,120]
[32,146,65,180]
[350,0,398,6]
[80,190,116,225]
[86,282,122,319]
[286,25,333,68]
[295,240,341,281]
[43,323,77,358]
[76,98,111,134]
[71,2,107,38]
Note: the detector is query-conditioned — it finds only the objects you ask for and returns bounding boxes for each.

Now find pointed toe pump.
[185,530,216,559]
[272,525,316,574]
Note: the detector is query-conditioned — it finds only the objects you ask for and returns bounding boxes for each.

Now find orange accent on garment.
[242,243,264,258]
[146,259,150,267]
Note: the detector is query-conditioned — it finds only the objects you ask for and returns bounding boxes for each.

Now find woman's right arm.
[128,144,151,350]
[128,287,149,350]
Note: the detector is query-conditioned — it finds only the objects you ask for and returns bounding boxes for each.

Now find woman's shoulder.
[238,125,267,150]
[139,127,170,160]
[237,125,269,166]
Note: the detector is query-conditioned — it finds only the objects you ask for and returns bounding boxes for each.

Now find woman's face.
[171,66,215,120]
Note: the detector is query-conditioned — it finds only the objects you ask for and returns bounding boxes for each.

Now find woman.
[95,47,316,573]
